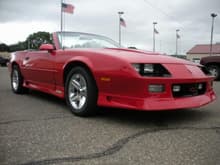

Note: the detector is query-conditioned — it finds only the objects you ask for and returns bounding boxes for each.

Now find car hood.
[75,48,196,66]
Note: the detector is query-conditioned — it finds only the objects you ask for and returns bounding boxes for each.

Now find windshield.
[58,32,120,49]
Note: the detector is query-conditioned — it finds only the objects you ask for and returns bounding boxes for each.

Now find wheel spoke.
[80,86,86,91]
[78,97,86,108]
[68,73,87,110]
[70,93,79,102]
[71,79,81,90]
[80,87,87,97]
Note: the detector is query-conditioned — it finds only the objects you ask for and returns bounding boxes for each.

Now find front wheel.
[207,65,220,80]
[65,67,98,116]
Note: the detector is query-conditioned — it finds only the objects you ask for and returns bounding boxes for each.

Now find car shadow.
[27,90,67,107]
[26,90,211,128]
[95,107,211,128]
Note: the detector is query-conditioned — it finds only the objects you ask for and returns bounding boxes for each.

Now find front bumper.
[97,76,216,111]
[98,89,216,111]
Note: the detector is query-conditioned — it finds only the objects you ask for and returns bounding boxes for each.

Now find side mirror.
[39,44,54,52]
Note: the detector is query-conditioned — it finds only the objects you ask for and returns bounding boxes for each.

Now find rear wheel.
[11,65,28,94]
[207,64,220,80]
[65,67,98,116]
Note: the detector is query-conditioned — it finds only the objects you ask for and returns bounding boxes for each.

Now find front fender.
[63,56,94,72]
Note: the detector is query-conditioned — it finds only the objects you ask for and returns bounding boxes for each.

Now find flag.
[120,17,126,27]
[177,33,180,39]
[154,28,159,34]
[62,3,74,14]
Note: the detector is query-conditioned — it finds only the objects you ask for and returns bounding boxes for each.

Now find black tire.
[65,66,98,116]
[11,65,28,94]
[207,64,220,80]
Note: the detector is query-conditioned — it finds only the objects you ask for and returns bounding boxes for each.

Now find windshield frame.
[57,31,121,49]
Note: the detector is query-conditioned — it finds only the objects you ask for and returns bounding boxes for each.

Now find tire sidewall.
[65,67,98,116]
[11,65,25,93]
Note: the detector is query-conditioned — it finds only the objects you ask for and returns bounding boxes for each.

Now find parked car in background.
[8,31,216,116]
[0,56,9,66]
[200,56,220,80]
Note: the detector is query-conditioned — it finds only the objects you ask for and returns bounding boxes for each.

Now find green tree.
[9,41,27,52]
[0,43,9,52]
[8,31,52,52]
[26,31,52,49]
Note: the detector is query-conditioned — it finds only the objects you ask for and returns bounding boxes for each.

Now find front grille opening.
[172,82,206,98]
[140,64,171,77]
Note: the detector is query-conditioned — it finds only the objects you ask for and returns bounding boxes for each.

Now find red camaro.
[9,32,216,116]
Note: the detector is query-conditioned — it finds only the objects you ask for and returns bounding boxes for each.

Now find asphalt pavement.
[0,67,220,165]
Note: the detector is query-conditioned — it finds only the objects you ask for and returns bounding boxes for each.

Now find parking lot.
[0,67,220,165]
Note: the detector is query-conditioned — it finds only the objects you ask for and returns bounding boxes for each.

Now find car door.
[22,50,56,90]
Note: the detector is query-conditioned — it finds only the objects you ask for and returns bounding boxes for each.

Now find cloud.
[0,0,59,22]
[0,0,219,54]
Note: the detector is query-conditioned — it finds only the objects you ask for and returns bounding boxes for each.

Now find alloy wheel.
[68,73,87,110]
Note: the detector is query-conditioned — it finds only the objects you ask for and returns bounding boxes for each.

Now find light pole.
[153,22,157,52]
[118,11,124,46]
[210,13,217,56]
[176,29,180,55]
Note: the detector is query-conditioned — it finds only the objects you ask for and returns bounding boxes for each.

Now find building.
[187,43,220,63]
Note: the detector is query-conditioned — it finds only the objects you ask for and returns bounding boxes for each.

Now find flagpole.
[153,22,157,52]
[176,29,180,55]
[118,11,124,46]
[61,0,63,49]
[210,13,217,56]
[119,15,121,46]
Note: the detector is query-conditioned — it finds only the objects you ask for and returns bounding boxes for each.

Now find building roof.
[187,43,220,55]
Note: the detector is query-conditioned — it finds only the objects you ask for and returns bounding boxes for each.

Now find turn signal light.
[148,84,165,93]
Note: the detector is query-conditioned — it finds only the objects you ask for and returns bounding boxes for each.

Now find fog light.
[148,84,165,93]
[173,85,181,92]
[198,83,203,90]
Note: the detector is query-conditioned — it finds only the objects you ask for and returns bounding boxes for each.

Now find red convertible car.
[9,32,216,116]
